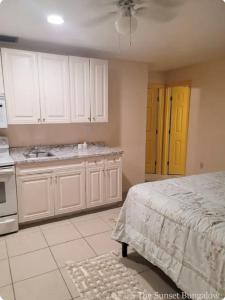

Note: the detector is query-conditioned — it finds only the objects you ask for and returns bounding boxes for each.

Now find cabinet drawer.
[86,160,105,168]
[17,167,53,176]
[106,157,122,168]
[53,162,85,174]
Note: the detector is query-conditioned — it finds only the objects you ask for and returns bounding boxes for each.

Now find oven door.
[0,166,17,217]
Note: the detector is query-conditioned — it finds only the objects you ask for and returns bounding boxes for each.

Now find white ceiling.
[1,0,225,70]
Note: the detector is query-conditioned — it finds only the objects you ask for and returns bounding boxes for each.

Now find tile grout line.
[98,215,115,228]
[83,237,98,257]
[7,245,49,259]
[69,221,99,257]
[69,213,117,255]
[69,216,113,238]
[11,268,62,286]
[84,229,113,238]
[39,228,74,300]
[5,236,17,300]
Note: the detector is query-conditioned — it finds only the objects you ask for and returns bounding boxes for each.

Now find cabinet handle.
[42,118,46,122]
[88,117,91,121]
[92,117,96,121]
[38,118,41,123]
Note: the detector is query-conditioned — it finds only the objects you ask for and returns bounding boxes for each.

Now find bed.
[112,172,225,299]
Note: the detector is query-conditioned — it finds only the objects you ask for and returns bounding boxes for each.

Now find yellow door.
[145,88,158,174]
[168,87,190,175]
[156,88,165,174]
[145,87,165,174]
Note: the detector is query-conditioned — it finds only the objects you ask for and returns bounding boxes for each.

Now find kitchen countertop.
[10,143,123,164]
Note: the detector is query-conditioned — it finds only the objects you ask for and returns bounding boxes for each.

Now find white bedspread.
[112,172,225,299]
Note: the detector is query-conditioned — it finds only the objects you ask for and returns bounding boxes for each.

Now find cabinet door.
[69,57,90,122]
[38,53,70,123]
[90,59,108,122]
[1,48,40,124]
[55,165,86,215]
[106,158,122,204]
[17,173,54,223]
[86,161,105,208]
[0,54,4,95]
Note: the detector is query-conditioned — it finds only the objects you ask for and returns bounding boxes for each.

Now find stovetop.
[0,153,14,167]
[0,137,14,167]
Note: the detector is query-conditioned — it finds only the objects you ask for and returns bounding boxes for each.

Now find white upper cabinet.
[69,57,90,122]
[0,54,4,95]
[1,48,108,124]
[90,59,108,122]
[1,48,41,124]
[38,53,70,123]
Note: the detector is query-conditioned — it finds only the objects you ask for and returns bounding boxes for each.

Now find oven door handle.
[0,219,15,225]
[0,167,15,176]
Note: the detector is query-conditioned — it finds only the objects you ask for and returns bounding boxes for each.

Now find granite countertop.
[10,143,123,164]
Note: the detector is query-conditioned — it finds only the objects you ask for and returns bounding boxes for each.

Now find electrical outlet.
[200,162,204,169]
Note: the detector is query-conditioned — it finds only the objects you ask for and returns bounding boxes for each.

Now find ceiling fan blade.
[149,0,185,8]
[134,0,149,4]
[82,12,118,27]
[134,6,177,22]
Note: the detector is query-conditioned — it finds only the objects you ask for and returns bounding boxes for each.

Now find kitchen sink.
[24,151,55,159]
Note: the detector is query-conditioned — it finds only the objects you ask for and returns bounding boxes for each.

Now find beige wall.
[166,58,225,174]
[148,71,165,85]
[0,59,148,192]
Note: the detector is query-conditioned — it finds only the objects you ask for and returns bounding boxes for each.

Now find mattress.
[112,172,225,299]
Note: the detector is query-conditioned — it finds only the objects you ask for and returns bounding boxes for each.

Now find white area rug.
[66,252,148,300]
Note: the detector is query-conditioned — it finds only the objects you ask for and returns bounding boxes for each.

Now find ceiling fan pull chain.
[117,32,122,53]
[129,14,132,47]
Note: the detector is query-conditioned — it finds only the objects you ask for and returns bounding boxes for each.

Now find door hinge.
[157,96,159,102]
[167,161,170,166]
[169,129,171,135]
[155,161,157,166]
[170,96,173,101]
[156,129,158,135]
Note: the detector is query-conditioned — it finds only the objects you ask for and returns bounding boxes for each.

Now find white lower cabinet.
[17,173,54,223]
[86,158,122,208]
[55,165,86,215]
[106,158,122,204]
[86,161,105,208]
[17,157,122,223]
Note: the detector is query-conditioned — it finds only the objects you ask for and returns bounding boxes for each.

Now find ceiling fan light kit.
[115,14,138,35]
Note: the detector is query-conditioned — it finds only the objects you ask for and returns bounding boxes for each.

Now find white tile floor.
[0,206,180,300]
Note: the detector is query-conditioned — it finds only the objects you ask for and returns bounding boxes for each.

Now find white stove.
[0,137,18,235]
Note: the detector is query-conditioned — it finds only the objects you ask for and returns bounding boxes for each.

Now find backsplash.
[0,123,119,148]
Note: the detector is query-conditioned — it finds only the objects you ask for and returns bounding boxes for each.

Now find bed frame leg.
[122,242,128,257]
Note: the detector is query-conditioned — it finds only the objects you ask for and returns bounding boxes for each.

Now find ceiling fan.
[86,0,183,36]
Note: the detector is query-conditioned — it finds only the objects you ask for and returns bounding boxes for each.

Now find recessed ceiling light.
[47,15,64,25]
